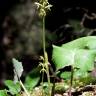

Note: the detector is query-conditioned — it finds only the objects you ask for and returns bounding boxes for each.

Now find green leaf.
[4,80,21,95]
[12,58,23,82]
[52,45,96,73]
[52,36,96,79]
[24,66,41,90]
[0,90,7,96]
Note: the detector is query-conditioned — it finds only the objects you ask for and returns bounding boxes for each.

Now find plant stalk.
[45,56,51,96]
[19,80,30,96]
[42,16,51,96]
[43,16,46,56]
[41,71,44,96]
[69,66,74,96]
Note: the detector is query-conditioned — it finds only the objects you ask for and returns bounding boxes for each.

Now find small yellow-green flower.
[35,0,52,17]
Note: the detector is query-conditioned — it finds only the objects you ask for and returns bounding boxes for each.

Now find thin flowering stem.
[43,16,46,58]
[42,15,51,96]
[35,0,52,95]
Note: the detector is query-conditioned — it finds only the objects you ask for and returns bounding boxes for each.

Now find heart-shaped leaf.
[52,36,96,81]
[52,45,96,72]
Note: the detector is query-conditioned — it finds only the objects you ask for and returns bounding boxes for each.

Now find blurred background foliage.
[0,0,96,88]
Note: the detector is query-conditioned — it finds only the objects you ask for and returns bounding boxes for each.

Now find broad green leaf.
[0,90,7,96]
[52,36,96,82]
[24,66,41,90]
[4,80,21,95]
[12,58,23,82]
[52,37,96,80]
[52,45,96,72]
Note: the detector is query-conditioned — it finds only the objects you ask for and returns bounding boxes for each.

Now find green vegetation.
[52,36,96,95]
[1,36,96,96]
[1,0,96,96]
